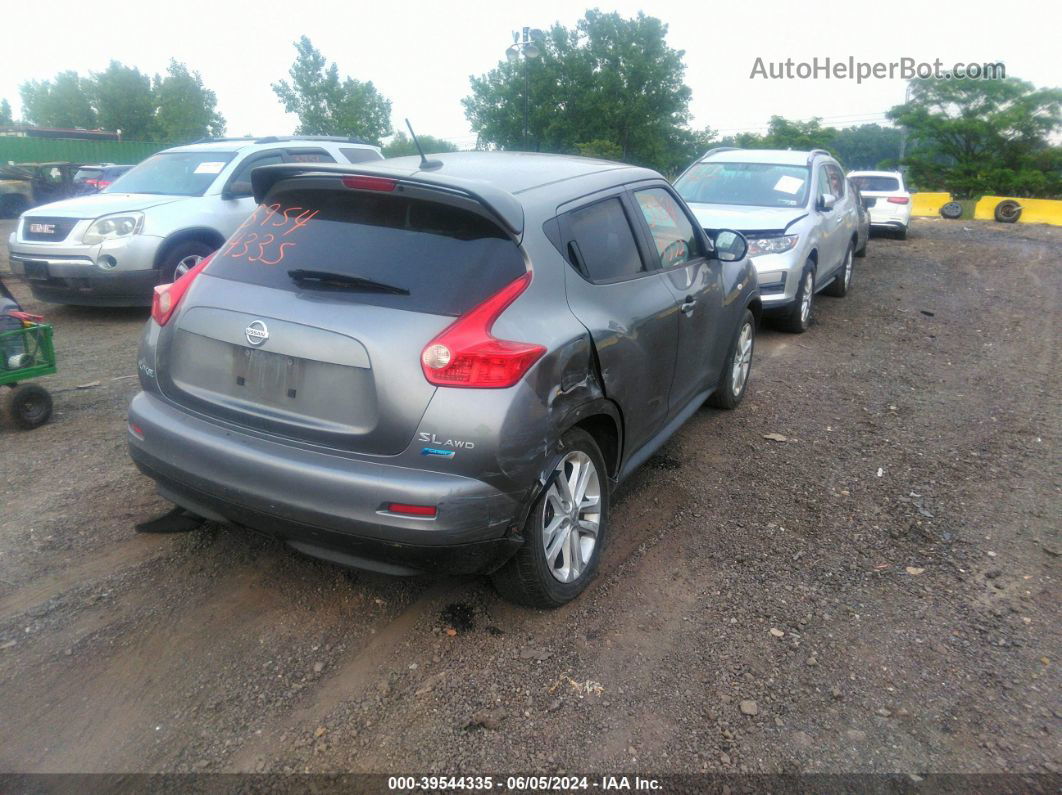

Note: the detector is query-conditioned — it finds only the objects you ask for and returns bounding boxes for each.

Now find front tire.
[777,262,815,334]
[824,244,853,297]
[708,309,755,410]
[492,428,608,608]
[161,240,215,283]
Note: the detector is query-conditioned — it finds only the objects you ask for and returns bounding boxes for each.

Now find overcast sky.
[2,0,1059,146]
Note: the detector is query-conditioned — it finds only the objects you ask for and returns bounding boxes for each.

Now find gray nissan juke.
[127,151,760,607]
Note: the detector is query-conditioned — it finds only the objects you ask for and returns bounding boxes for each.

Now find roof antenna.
[405,119,443,170]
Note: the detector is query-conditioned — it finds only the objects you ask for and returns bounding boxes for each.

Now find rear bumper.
[127,391,526,574]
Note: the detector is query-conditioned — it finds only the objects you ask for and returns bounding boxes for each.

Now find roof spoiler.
[249,163,525,236]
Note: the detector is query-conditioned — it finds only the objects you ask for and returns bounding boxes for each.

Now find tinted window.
[675,162,810,208]
[229,152,286,185]
[565,198,644,282]
[73,167,103,183]
[108,151,236,196]
[205,186,525,317]
[634,188,701,268]
[850,175,900,192]
[341,147,384,163]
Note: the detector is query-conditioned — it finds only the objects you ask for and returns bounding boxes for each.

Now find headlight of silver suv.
[82,212,144,245]
[748,234,799,257]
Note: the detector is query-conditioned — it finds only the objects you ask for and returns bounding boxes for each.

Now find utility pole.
[506,27,543,150]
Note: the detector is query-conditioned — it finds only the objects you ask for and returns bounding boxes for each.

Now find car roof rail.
[252,135,374,146]
[700,146,740,161]
[186,136,257,144]
[807,148,832,164]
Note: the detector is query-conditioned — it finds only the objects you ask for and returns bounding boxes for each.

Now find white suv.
[847,170,912,239]
[8,136,382,306]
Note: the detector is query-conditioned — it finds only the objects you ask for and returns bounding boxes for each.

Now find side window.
[286,148,336,164]
[565,197,645,283]
[633,187,702,269]
[817,165,833,203]
[826,165,845,198]
[231,152,286,184]
[341,147,383,163]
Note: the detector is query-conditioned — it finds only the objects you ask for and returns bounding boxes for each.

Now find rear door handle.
[680,296,697,315]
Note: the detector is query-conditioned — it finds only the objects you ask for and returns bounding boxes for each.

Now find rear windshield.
[107,151,236,196]
[675,162,810,208]
[73,167,103,182]
[205,186,526,316]
[850,175,900,192]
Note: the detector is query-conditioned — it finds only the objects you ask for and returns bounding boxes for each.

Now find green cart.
[0,313,56,429]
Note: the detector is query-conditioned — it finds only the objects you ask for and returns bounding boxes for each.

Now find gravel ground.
[0,217,1058,778]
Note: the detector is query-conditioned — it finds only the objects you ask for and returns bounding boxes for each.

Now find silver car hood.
[688,203,808,233]
[22,193,186,219]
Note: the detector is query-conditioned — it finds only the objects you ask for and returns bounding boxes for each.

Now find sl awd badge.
[245,320,269,346]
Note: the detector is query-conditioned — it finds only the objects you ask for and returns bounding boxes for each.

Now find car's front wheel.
[777,262,815,334]
[492,428,608,608]
[161,241,215,283]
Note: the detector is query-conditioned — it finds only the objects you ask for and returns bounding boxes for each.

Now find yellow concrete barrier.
[974,196,1062,226]
[910,192,952,217]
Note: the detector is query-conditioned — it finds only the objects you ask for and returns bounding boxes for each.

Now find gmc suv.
[8,136,382,306]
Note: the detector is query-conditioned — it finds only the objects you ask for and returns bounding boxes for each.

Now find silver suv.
[8,137,382,306]
[127,152,760,607]
[675,148,859,332]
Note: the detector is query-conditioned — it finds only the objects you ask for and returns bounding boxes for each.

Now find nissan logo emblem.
[245,320,269,346]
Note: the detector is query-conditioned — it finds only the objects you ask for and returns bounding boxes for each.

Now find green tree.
[0,99,12,126]
[272,36,393,144]
[831,124,903,170]
[19,71,97,129]
[887,76,1062,197]
[463,10,706,174]
[154,60,226,142]
[382,131,458,157]
[92,61,156,139]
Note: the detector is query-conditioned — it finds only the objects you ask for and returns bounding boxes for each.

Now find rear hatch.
[156,176,527,455]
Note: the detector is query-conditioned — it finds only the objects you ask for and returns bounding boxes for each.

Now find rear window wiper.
[287,269,409,295]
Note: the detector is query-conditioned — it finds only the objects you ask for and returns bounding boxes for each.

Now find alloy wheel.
[731,321,753,396]
[800,272,814,324]
[174,254,204,280]
[542,451,601,583]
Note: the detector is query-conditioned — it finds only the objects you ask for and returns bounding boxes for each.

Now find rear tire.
[5,383,52,429]
[894,225,908,240]
[492,428,608,608]
[776,262,815,334]
[823,244,853,297]
[708,309,755,410]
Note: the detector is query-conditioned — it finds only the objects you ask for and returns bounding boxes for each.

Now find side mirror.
[223,179,253,199]
[819,194,836,212]
[709,229,748,262]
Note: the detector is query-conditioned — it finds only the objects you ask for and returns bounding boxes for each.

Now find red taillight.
[151,255,213,327]
[887,196,910,204]
[342,175,397,192]
[420,272,545,389]
[387,503,437,517]
[98,180,112,189]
